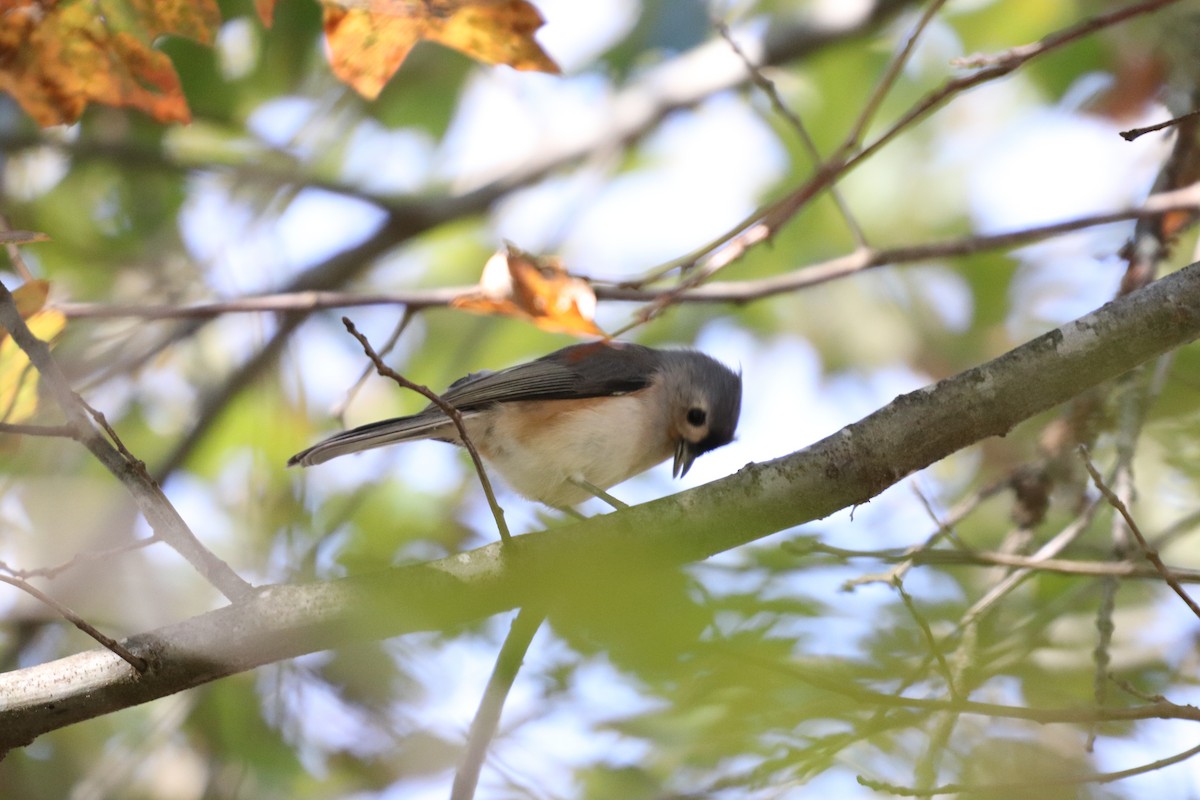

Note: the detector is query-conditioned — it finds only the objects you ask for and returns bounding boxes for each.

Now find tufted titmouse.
[287,341,742,507]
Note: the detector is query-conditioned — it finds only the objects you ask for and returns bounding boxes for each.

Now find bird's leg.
[569,478,629,510]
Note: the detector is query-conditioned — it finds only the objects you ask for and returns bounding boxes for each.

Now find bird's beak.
[673,439,697,479]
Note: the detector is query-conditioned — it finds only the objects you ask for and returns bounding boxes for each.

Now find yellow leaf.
[433,0,559,72]
[9,279,50,319]
[0,282,67,424]
[322,0,558,100]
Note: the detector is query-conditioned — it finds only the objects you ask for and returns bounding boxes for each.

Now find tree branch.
[3,259,1199,754]
[0,280,253,603]
[339,316,511,541]
[55,182,1200,321]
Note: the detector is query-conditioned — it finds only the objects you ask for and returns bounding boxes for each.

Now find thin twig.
[0,422,77,438]
[619,216,768,287]
[1080,446,1200,620]
[929,550,1200,580]
[955,0,1186,70]
[1121,108,1200,142]
[714,18,866,246]
[340,317,510,542]
[845,0,951,149]
[728,641,1200,724]
[1092,567,1118,751]
[858,738,1200,796]
[0,535,160,581]
[800,537,1200,581]
[891,576,958,700]
[609,222,772,337]
[751,0,1187,254]
[52,183,1200,322]
[958,498,1101,630]
[1110,673,1166,704]
[843,478,1005,588]
[1090,359,1158,747]
[0,214,41,281]
[451,606,546,800]
[86,402,144,466]
[331,308,416,423]
[0,574,147,672]
[57,287,461,320]
[0,231,50,249]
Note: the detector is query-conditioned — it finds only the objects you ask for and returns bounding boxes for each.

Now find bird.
[287,340,742,508]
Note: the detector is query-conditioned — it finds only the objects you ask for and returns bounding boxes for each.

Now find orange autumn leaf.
[8,279,50,319]
[0,0,220,127]
[0,280,67,424]
[322,0,558,100]
[452,244,605,338]
[255,0,277,26]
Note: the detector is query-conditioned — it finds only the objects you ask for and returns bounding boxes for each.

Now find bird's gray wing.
[437,342,659,408]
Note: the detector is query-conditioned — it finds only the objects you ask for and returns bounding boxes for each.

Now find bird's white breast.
[470,390,673,507]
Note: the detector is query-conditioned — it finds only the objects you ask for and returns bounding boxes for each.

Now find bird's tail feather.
[287,412,460,467]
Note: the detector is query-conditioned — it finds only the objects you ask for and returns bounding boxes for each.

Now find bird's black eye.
[686,407,707,427]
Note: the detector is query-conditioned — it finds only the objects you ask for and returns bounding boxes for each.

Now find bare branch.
[1080,446,1200,619]
[0,279,253,602]
[331,307,417,423]
[902,549,1200,581]
[0,575,146,672]
[713,18,866,246]
[955,0,1187,70]
[2,259,1199,752]
[859,739,1200,796]
[340,317,511,542]
[0,536,159,581]
[56,183,1200,322]
[1121,108,1200,142]
[742,0,1189,270]
[846,0,951,149]
[452,606,546,800]
[57,287,462,320]
[0,422,77,438]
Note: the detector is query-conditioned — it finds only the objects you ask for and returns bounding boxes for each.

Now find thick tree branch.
[2,260,1199,755]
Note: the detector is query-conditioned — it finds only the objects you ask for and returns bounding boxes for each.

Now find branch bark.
[2,260,1199,755]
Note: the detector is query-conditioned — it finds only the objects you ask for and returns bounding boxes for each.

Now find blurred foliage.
[3,0,1200,798]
